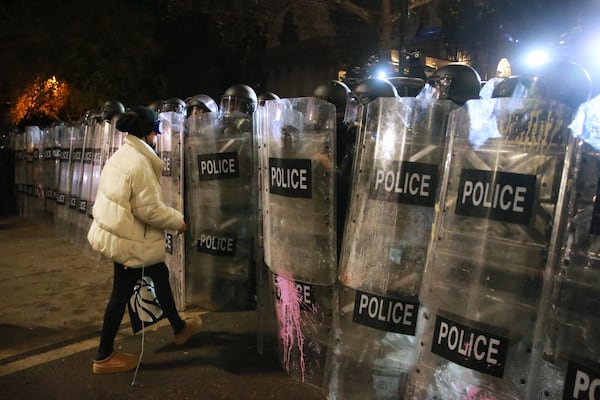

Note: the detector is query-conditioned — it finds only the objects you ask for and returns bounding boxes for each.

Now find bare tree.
[330,0,413,63]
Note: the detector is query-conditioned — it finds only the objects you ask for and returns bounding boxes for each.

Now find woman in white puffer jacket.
[87,106,201,374]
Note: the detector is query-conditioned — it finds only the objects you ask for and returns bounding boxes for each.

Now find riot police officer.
[257,92,280,107]
[186,94,218,118]
[220,84,258,117]
[523,59,591,110]
[201,83,258,309]
[313,80,352,256]
[101,100,125,122]
[219,84,258,136]
[419,63,481,105]
[159,98,186,115]
[338,78,398,255]
[482,60,591,106]
[0,132,16,216]
[147,100,162,114]
[313,80,350,162]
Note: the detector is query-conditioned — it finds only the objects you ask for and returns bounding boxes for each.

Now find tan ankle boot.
[92,351,138,374]
[174,317,202,345]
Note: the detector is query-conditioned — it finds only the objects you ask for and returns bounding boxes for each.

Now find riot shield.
[78,114,124,254]
[184,111,256,310]
[81,120,109,259]
[89,120,112,211]
[74,120,96,246]
[55,124,77,239]
[24,126,43,220]
[262,97,336,283]
[253,102,278,354]
[67,122,87,242]
[324,97,457,399]
[14,131,26,217]
[41,124,62,222]
[107,113,125,158]
[404,97,576,399]
[261,97,336,386]
[1,130,17,217]
[536,95,600,399]
[158,109,186,311]
[39,126,52,220]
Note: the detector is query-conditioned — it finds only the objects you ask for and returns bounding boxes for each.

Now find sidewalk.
[0,216,325,400]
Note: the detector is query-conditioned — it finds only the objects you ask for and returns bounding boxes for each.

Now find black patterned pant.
[96,262,185,360]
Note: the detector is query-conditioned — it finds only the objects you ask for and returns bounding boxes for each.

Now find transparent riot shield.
[78,114,123,250]
[81,121,109,259]
[405,97,576,399]
[55,124,77,239]
[107,113,125,158]
[24,126,43,220]
[253,102,278,355]
[90,120,112,210]
[324,97,457,400]
[39,126,52,220]
[41,124,62,222]
[184,111,256,310]
[536,96,600,399]
[68,122,88,242]
[74,120,96,246]
[24,127,34,218]
[1,130,17,217]
[158,109,186,311]
[14,130,26,217]
[261,97,336,387]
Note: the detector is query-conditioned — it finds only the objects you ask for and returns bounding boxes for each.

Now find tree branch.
[330,0,373,24]
[391,11,404,24]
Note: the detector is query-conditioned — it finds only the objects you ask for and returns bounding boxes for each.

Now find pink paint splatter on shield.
[466,385,497,400]
[274,274,306,381]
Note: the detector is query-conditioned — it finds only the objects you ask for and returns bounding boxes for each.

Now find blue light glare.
[526,50,550,68]
[375,69,387,79]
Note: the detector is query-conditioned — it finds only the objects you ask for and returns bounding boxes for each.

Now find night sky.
[0,0,599,128]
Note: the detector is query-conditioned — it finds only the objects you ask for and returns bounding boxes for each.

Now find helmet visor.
[426,74,452,100]
[343,94,369,124]
[220,96,254,117]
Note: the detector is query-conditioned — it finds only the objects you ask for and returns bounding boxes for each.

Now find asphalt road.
[0,215,325,400]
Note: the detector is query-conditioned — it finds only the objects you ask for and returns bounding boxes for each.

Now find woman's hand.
[177,221,187,235]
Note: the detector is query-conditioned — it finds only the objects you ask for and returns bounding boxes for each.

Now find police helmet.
[159,98,186,114]
[353,78,398,102]
[83,109,101,123]
[186,94,218,117]
[101,100,125,121]
[491,76,522,98]
[313,80,350,118]
[387,77,425,97]
[220,84,258,116]
[426,63,481,105]
[344,78,398,123]
[147,100,162,113]
[257,92,280,107]
[526,60,591,109]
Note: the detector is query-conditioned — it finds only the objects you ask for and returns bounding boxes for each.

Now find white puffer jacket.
[87,135,183,267]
